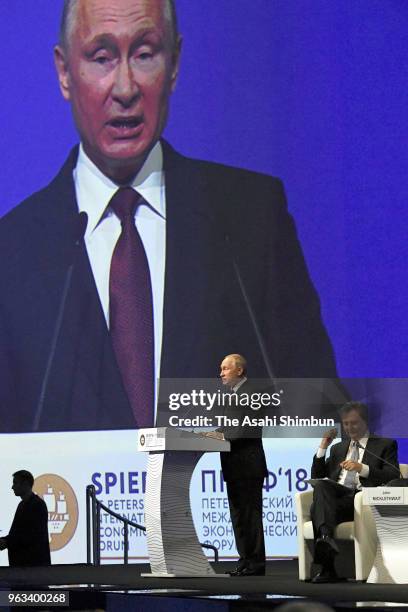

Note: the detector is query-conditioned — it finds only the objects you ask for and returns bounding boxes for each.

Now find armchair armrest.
[295,489,314,580]
[295,489,313,522]
[353,490,377,580]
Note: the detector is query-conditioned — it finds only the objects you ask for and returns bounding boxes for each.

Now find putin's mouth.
[107,117,144,138]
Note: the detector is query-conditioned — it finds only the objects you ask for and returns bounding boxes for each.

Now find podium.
[363,487,408,584]
[137,427,230,577]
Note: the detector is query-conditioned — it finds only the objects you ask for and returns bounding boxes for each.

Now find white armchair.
[295,464,408,581]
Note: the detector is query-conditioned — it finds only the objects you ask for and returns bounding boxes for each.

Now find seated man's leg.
[310,482,355,580]
[311,481,355,539]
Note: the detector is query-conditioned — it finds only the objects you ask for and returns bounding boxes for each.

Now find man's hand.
[201,431,225,441]
[319,428,338,449]
[0,538,7,551]
[340,460,362,473]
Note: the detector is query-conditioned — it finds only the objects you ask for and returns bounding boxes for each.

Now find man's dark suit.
[310,435,399,536]
[219,380,268,573]
[5,493,51,567]
[0,141,336,431]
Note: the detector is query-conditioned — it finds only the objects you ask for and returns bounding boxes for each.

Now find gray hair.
[339,400,369,425]
[225,354,247,377]
[60,0,178,50]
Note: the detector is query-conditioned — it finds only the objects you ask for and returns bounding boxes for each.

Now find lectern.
[137,427,230,577]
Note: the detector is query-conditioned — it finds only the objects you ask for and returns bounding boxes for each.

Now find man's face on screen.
[341,409,367,441]
[55,0,180,183]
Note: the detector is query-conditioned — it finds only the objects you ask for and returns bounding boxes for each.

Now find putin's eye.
[94,55,111,64]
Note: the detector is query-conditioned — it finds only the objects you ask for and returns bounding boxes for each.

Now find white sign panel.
[0,431,321,565]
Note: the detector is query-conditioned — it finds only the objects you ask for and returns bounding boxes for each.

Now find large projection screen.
[0,1,407,564]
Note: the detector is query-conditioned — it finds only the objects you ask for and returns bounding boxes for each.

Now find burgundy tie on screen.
[109,187,154,428]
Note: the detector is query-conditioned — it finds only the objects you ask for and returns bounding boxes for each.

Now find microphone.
[355,440,403,480]
[225,234,276,382]
[32,212,88,431]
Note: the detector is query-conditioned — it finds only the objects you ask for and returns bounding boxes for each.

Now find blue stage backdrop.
[1,3,407,451]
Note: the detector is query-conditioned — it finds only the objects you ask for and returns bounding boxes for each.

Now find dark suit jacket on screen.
[5,493,51,567]
[0,141,336,431]
[311,435,399,486]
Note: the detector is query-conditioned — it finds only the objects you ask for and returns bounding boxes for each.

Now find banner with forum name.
[0,431,330,565]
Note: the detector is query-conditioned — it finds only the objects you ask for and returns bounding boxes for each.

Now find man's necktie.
[109,187,154,428]
[343,440,359,488]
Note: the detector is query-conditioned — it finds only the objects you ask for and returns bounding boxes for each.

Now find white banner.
[0,431,321,565]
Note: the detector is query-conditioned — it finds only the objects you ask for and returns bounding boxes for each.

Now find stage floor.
[1,560,408,611]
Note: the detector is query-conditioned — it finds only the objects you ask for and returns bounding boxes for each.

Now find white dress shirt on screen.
[73,142,166,407]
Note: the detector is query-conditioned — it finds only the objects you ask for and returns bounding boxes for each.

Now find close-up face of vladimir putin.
[54,0,181,184]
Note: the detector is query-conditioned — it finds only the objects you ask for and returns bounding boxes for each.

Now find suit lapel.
[332,440,350,480]
[34,150,133,429]
[160,144,232,378]
[159,142,272,380]
[361,436,376,466]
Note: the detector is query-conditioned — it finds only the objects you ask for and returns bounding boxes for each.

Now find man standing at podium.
[208,354,267,576]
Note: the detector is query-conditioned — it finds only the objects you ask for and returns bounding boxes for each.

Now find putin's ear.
[170,35,183,93]
[54,45,71,101]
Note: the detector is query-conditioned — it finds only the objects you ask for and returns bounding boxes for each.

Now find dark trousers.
[310,480,355,539]
[226,478,265,570]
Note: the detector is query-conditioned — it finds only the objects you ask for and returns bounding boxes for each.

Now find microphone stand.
[32,212,88,431]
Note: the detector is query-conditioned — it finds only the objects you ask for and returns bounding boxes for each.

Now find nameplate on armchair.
[363,487,406,505]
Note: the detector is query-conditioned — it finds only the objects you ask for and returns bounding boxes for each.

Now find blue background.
[1,2,407,451]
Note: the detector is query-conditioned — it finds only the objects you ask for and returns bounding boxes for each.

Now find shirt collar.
[232,377,247,392]
[74,142,165,235]
[350,432,370,448]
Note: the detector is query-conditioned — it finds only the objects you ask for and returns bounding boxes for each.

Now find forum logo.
[34,474,79,551]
